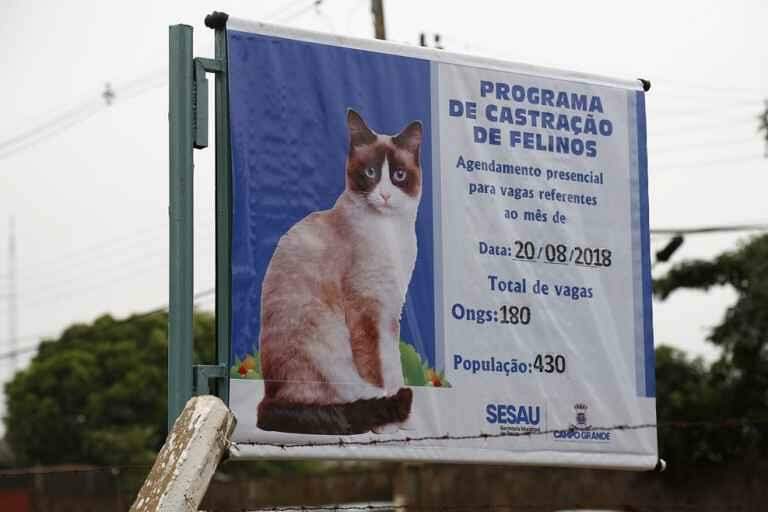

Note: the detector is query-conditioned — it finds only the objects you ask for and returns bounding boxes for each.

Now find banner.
[226,18,657,469]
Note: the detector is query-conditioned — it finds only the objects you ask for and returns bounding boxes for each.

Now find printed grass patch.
[231,353,261,379]
[231,341,449,387]
[399,341,450,387]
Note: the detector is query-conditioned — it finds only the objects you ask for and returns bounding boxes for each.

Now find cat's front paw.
[398,416,417,431]
[371,422,400,435]
[353,384,387,401]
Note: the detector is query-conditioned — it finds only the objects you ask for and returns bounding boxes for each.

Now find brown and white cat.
[256,110,423,435]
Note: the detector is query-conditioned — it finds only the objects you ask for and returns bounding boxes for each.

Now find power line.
[651,153,765,170]
[0,104,103,161]
[0,73,165,161]
[261,0,313,22]
[652,78,767,96]
[271,0,323,25]
[650,224,768,236]
[650,114,758,132]
[0,215,763,308]
[649,100,765,115]
[0,288,215,361]
[0,207,214,281]
[8,227,214,305]
[651,137,760,156]
[4,216,763,310]
[0,99,100,152]
[14,247,216,312]
[0,208,216,302]
[431,35,766,100]
[0,0,330,162]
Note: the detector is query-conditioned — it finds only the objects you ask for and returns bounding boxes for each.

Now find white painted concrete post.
[130,395,236,511]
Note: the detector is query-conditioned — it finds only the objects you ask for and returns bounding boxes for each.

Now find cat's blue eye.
[365,167,376,178]
[393,169,407,182]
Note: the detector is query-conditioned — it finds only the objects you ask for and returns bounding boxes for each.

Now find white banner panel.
[226,17,656,469]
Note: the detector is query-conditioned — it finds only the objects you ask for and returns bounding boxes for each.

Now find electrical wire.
[261,0,314,23]
[1,6,765,365]
[11,227,214,305]
[0,105,104,161]
[650,154,765,170]
[652,78,767,95]
[0,207,215,302]
[0,0,328,162]
[2,207,214,282]
[0,75,165,161]
[651,137,761,156]
[0,287,215,361]
[3,222,766,359]
[650,224,768,236]
[271,1,322,25]
[6,213,766,310]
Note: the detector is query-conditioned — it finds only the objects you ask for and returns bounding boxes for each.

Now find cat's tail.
[257,388,413,435]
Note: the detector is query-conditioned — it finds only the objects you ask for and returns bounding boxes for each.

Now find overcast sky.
[1,0,766,429]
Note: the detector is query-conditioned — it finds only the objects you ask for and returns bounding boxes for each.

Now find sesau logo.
[486,403,542,427]
[553,402,611,442]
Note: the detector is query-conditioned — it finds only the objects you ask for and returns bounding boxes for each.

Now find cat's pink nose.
[380,192,391,203]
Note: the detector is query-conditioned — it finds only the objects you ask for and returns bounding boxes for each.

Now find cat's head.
[345,110,422,216]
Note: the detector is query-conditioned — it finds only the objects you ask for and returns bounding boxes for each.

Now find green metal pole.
[213,18,232,404]
[168,24,194,430]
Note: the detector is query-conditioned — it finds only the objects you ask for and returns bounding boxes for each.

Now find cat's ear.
[393,120,422,154]
[347,109,377,147]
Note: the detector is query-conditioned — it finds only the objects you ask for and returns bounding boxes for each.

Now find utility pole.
[371,0,386,40]
[7,217,17,371]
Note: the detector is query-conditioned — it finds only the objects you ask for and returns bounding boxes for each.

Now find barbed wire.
[232,417,768,451]
[234,424,653,450]
[0,417,764,480]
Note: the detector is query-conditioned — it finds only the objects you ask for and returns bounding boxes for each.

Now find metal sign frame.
[168,12,232,428]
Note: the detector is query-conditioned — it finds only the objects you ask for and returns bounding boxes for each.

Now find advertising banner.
[226,18,657,469]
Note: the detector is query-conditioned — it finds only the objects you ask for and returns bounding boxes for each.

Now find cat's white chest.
[356,215,417,297]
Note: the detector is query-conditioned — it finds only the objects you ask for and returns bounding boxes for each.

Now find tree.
[3,310,215,467]
[3,310,318,479]
[654,345,725,465]
[654,233,768,463]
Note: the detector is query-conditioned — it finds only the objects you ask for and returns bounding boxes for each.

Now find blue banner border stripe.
[636,91,655,397]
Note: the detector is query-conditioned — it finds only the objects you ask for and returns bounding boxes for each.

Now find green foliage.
[655,345,722,465]
[399,341,427,386]
[231,353,262,379]
[3,310,214,467]
[653,233,768,464]
[399,341,449,387]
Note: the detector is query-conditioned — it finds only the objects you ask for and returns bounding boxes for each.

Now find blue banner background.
[228,31,436,368]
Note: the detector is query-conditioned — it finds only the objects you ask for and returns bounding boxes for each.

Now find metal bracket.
[192,57,226,149]
[197,57,225,73]
[193,59,209,149]
[193,364,228,396]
